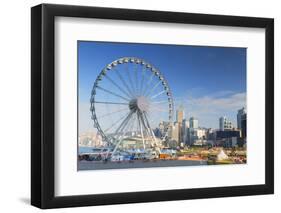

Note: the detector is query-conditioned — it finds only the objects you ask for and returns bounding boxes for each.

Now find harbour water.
[78,159,207,170]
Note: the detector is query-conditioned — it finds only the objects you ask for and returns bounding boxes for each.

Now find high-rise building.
[241,113,247,138]
[237,107,246,129]
[189,117,198,129]
[159,121,173,139]
[237,107,247,138]
[182,119,190,145]
[176,105,184,124]
[188,117,199,145]
[189,128,206,145]
[219,116,233,131]
[206,128,215,141]
[176,105,185,144]
[171,122,179,142]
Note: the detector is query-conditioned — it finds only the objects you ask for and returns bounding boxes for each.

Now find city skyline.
[79,41,246,133]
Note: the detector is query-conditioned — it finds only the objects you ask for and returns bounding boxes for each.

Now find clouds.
[189,92,246,111]
[79,90,246,134]
[174,91,246,129]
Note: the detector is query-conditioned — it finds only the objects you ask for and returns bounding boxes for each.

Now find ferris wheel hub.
[137,96,149,112]
[129,96,150,113]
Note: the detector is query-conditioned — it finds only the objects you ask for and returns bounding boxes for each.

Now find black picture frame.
[31,3,274,209]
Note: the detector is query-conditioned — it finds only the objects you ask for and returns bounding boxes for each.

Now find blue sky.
[78,41,246,132]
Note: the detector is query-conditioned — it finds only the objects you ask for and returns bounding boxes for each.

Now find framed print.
[31,4,274,209]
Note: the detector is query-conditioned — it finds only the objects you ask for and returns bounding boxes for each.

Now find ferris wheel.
[90,57,174,157]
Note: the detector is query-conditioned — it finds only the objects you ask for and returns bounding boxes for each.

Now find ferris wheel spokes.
[134,63,140,96]
[94,101,128,105]
[141,71,155,96]
[144,79,162,97]
[97,107,128,119]
[150,90,167,100]
[103,74,133,99]
[90,57,174,159]
[114,110,134,135]
[125,62,137,97]
[139,66,146,97]
[103,111,131,133]
[96,85,130,102]
[114,67,135,98]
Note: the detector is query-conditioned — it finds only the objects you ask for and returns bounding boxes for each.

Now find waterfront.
[78,159,207,170]
[78,43,247,171]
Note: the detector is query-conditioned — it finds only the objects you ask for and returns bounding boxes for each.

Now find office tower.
[189,128,206,145]
[171,122,179,142]
[189,117,198,129]
[237,107,246,129]
[176,105,185,144]
[219,116,233,131]
[241,113,247,138]
[176,105,184,124]
[182,119,190,145]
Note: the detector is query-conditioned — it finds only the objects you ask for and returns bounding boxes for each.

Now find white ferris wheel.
[90,57,174,157]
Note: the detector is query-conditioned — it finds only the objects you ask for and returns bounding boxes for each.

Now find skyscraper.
[237,107,246,129]
[176,105,185,144]
[171,122,179,142]
[219,116,233,131]
[241,113,246,138]
[237,108,247,139]
[182,119,190,145]
[189,117,198,129]
[176,105,184,124]
[188,117,199,145]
